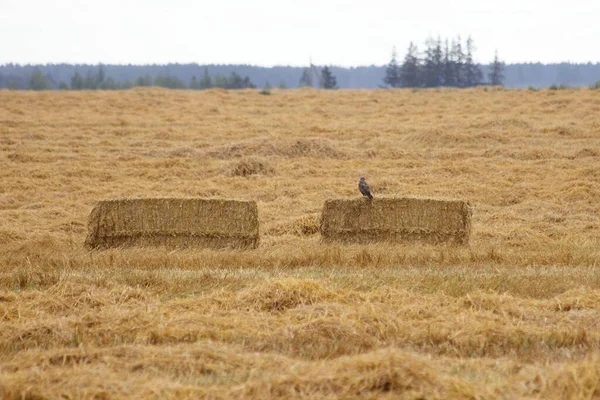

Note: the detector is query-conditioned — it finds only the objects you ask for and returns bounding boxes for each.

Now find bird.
[358,177,373,199]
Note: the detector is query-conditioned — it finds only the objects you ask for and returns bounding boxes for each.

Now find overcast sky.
[1,0,598,66]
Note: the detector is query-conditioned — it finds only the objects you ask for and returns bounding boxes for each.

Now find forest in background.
[3,62,600,90]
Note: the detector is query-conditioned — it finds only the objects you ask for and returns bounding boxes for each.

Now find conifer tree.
[96,64,105,87]
[464,36,483,87]
[135,74,153,87]
[70,71,84,90]
[99,76,118,90]
[84,70,96,89]
[299,68,313,87]
[452,37,465,87]
[423,37,443,87]
[28,67,51,90]
[433,37,444,85]
[320,66,338,89]
[443,39,455,86]
[199,68,212,89]
[400,42,420,87]
[242,76,256,89]
[489,50,505,86]
[383,47,401,88]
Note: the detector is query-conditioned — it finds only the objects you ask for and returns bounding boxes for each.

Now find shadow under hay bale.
[320,197,472,245]
[85,198,259,250]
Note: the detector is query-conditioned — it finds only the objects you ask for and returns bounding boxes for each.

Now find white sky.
[1,0,599,66]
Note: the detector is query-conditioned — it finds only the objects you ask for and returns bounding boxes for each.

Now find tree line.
[22,65,259,91]
[2,56,600,91]
[382,36,504,88]
[20,64,341,91]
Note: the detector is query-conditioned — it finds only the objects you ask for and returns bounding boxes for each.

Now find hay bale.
[320,197,472,245]
[85,198,259,250]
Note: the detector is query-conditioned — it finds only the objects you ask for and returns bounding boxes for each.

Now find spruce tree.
[464,36,483,87]
[227,72,244,88]
[99,77,118,90]
[400,42,420,87]
[199,68,212,89]
[214,74,228,88]
[443,39,455,87]
[28,67,51,90]
[154,74,186,89]
[135,74,153,87]
[96,65,106,88]
[70,71,84,90]
[242,76,256,89]
[433,37,444,86]
[84,70,96,89]
[320,66,338,89]
[489,50,505,86]
[452,37,465,87]
[383,47,401,88]
[299,68,313,87]
[423,37,442,87]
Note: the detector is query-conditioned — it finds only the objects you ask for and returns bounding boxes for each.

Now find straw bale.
[85,198,259,250]
[320,197,472,244]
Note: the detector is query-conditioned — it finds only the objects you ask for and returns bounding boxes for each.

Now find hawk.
[358,177,373,199]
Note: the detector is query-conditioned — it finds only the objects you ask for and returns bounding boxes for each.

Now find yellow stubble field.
[0,87,599,399]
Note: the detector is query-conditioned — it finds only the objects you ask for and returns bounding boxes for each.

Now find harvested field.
[85,198,259,249]
[1,87,600,399]
[320,197,471,244]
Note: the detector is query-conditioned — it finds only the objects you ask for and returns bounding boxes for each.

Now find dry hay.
[229,157,275,177]
[265,214,320,236]
[320,197,472,245]
[4,89,600,399]
[572,148,598,159]
[207,137,346,159]
[85,198,259,250]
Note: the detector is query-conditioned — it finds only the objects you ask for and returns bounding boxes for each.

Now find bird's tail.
[368,193,373,200]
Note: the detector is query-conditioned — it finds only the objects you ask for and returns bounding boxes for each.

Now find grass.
[1,87,600,398]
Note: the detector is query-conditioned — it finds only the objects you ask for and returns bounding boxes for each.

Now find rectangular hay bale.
[320,197,472,245]
[85,198,259,250]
